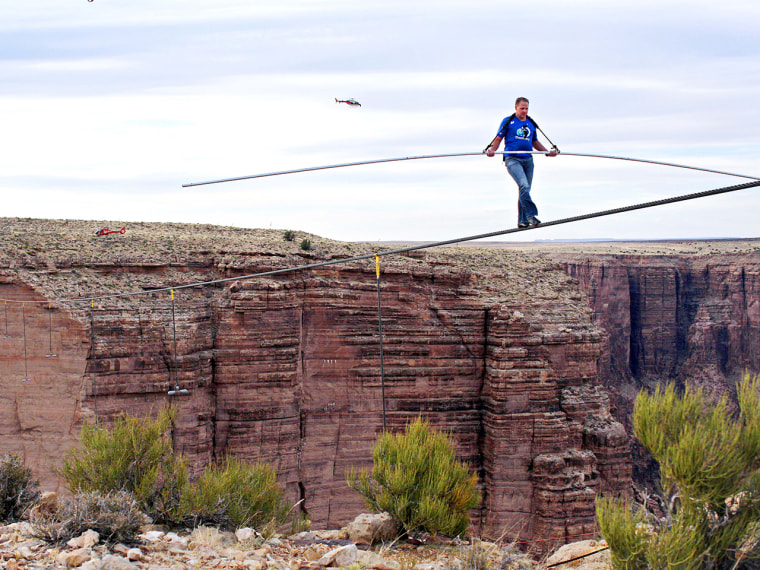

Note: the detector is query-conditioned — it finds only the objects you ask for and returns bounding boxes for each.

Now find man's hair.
[515,97,529,106]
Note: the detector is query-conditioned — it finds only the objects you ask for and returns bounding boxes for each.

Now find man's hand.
[486,146,496,157]
[547,148,558,157]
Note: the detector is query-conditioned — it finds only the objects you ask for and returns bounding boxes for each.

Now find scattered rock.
[126,547,146,561]
[236,527,262,543]
[68,529,100,549]
[112,544,130,556]
[544,539,610,569]
[0,515,609,569]
[57,547,93,567]
[357,550,401,570]
[139,530,166,543]
[28,491,59,519]
[343,512,401,545]
[81,554,138,570]
[316,544,359,567]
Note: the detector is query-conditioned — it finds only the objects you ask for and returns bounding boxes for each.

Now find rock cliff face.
[0,219,630,548]
[553,251,760,481]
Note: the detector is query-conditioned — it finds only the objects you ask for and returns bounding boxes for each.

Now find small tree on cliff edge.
[347,416,480,538]
[597,374,760,569]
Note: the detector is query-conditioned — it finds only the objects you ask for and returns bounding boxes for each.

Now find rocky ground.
[0,217,592,320]
[3,216,756,310]
[0,517,611,570]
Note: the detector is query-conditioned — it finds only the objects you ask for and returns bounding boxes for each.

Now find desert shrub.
[597,374,760,569]
[182,455,287,531]
[31,490,146,545]
[595,495,649,570]
[60,407,190,524]
[347,416,481,538]
[290,510,311,535]
[444,539,533,570]
[300,238,311,251]
[0,453,40,522]
[283,230,295,241]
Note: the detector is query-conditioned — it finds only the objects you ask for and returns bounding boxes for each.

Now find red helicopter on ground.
[95,226,126,236]
[335,98,361,107]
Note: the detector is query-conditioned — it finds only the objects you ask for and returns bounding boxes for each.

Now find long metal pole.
[183,152,490,186]
[182,151,760,187]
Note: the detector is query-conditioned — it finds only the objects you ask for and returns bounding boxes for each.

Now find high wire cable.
[182,151,760,187]
[3,178,760,305]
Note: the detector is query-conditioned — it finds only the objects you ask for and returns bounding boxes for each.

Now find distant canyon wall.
[553,252,760,480]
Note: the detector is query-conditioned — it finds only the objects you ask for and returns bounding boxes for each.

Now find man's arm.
[486,136,503,157]
[533,139,557,157]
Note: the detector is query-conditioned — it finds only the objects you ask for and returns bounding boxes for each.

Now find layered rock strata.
[0,220,630,547]
[553,252,760,481]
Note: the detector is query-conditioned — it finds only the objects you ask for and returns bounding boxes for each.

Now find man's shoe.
[518,221,529,228]
[528,217,541,227]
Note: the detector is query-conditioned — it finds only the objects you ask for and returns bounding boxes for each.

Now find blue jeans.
[505,156,537,224]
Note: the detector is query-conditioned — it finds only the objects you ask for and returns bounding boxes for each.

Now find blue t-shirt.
[497,116,536,159]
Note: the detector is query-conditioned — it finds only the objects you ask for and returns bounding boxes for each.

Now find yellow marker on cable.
[375,255,380,278]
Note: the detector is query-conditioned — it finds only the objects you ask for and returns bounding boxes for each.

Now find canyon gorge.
[1,218,758,548]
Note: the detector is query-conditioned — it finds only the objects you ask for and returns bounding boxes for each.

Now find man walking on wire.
[486,97,557,228]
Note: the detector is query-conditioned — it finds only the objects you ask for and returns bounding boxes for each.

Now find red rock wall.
[555,253,760,481]
[0,258,628,547]
[0,281,89,492]
[557,253,760,390]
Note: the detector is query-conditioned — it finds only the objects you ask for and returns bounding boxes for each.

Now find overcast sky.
[1,0,758,243]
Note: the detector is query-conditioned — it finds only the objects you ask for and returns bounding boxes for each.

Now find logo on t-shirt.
[516,124,531,140]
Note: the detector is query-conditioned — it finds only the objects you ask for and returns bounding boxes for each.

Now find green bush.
[300,238,312,251]
[182,455,287,531]
[31,490,146,545]
[0,453,40,522]
[283,230,295,241]
[597,374,760,569]
[347,417,481,538]
[61,408,293,532]
[60,407,189,524]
